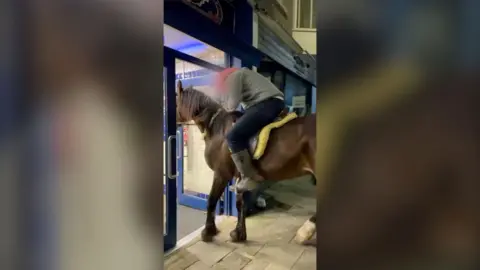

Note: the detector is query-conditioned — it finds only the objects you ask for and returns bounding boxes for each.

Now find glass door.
[163,49,178,251]
[162,46,228,212]
[176,62,233,215]
[175,58,222,212]
[163,25,237,214]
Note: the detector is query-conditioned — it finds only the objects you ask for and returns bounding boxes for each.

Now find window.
[293,0,316,30]
[164,24,226,67]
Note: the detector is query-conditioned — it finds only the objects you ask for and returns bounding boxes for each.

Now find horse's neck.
[194,109,233,141]
[192,111,214,138]
[193,119,207,135]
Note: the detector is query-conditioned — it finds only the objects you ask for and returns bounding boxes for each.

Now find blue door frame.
[164,0,260,217]
[164,47,250,219]
[164,49,178,251]
[163,47,231,213]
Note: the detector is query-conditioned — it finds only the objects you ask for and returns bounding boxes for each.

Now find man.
[216,67,285,192]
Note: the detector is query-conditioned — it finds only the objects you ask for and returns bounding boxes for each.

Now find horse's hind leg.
[230,191,247,242]
[201,172,228,242]
[295,214,316,244]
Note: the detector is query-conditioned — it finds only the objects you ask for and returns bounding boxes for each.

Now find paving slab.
[254,243,306,269]
[165,180,317,269]
[165,248,199,270]
[292,247,317,270]
[213,252,251,270]
[185,261,211,270]
[186,241,235,267]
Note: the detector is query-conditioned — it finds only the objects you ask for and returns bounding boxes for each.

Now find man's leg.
[226,98,284,192]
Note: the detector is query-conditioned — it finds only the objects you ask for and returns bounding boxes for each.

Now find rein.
[201,108,223,139]
[208,108,222,129]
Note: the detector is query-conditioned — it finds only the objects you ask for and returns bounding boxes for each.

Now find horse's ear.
[177,80,183,94]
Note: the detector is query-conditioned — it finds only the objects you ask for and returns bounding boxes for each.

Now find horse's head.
[176,80,190,123]
[176,80,223,125]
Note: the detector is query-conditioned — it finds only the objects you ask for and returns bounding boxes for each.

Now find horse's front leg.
[201,172,228,242]
[230,190,247,242]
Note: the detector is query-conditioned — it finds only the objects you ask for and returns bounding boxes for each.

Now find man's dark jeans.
[226,97,284,153]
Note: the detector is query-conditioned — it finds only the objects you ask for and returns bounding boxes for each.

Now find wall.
[292,30,316,54]
[265,0,293,34]
[279,0,316,54]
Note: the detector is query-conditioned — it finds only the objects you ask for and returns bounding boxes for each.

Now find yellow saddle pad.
[250,112,298,160]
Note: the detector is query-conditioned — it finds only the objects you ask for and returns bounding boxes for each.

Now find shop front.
[163,0,263,251]
[256,59,315,116]
[255,11,317,115]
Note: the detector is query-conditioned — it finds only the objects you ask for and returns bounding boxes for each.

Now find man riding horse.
[215,67,286,192]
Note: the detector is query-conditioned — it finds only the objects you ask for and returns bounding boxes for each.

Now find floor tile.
[185,261,211,270]
[186,241,234,266]
[165,249,199,270]
[229,241,264,259]
[255,243,305,269]
[242,258,290,270]
[166,180,317,270]
[213,252,251,270]
[242,259,270,270]
[291,248,316,270]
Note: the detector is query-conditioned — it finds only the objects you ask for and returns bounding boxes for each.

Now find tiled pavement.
[165,177,316,270]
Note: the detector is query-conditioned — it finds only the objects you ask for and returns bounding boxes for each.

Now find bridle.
[201,108,222,139]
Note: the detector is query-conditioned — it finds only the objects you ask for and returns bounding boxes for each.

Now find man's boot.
[231,149,264,192]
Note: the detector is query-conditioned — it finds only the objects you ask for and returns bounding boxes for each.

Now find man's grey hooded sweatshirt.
[223,68,284,112]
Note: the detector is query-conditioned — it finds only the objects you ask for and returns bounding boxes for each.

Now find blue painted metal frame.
[164,50,178,251]
[164,47,226,213]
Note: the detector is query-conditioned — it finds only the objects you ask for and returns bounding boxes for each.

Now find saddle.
[231,107,298,160]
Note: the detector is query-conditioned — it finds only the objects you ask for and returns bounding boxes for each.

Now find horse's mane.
[180,86,221,117]
[180,86,234,136]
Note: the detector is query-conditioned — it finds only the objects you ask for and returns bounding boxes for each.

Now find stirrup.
[228,177,257,193]
[228,177,240,193]
[236,178,259,193]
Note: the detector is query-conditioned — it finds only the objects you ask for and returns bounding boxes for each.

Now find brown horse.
[176,81,317,243]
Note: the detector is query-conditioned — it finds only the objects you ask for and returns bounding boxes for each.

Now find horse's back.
[256,113,316,179]
[268,113,316,143]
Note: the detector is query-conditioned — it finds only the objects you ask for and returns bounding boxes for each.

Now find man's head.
[215,67,239,93]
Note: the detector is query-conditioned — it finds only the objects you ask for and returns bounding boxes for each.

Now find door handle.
[166,135,178,179]
[176,129,182,159]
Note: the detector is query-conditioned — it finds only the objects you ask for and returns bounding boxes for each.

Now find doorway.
[164,24,237,247]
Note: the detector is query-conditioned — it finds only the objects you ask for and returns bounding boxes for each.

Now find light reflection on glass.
[164,24,225,67]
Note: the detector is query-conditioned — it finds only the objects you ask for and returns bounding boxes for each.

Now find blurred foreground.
[314,1,479,269]
[0,1,479,270]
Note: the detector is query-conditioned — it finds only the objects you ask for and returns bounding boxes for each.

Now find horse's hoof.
[303,238,317,247]
[294,220,316,244]
[201,226,219,242]
[230,228,247,242]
